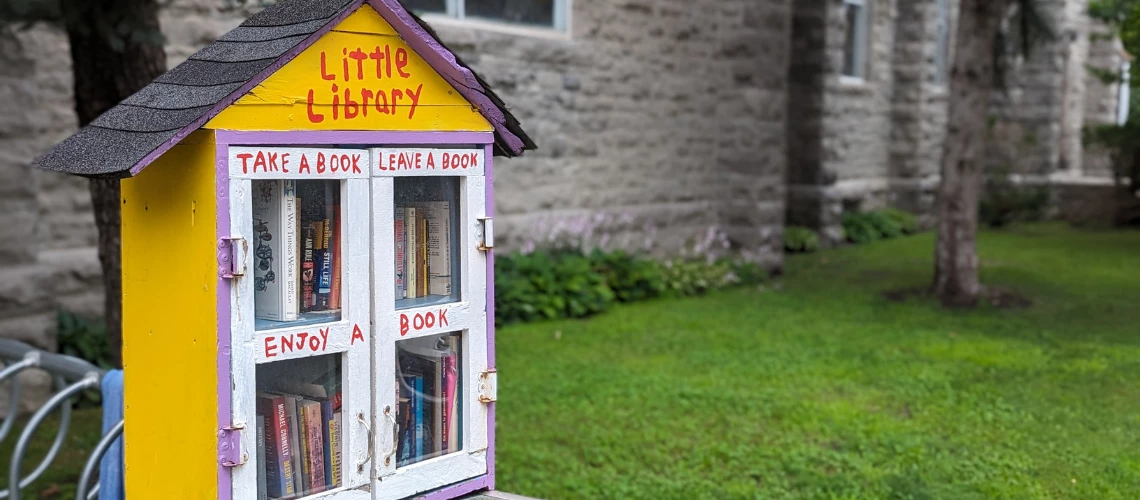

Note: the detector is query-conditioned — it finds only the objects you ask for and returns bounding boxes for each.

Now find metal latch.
[218,422,247,467]
[219,236,248,279]
[477,217,494,251]
[479,369,498,403]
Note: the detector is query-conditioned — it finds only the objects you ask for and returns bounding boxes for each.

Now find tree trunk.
[66,0,166,369]
[933,0,1010,307]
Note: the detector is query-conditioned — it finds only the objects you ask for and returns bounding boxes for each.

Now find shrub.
[56,311,111,407]
[864,211,903,239]
[879,207,919,234]
[588,249,667,303]
[784,226,820,253]
[495,248,765,326]
[979,181,1051,228]
[842,212,882,244]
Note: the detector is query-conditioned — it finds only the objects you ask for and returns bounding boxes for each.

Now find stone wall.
[1082,21,1124,179]
[0,0,790,380]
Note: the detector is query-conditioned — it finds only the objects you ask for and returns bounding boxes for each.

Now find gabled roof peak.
[36,0,534,178]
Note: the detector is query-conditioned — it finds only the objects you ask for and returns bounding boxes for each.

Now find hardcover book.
[256,415,268,500]
[300,399,327,493]
[329,411,343,487]
[422,202,452,296]
[395,210,406,299]
[283,396,308,492]
[252,180,298,321]
[404,207,419,299]
[256,395,295,498]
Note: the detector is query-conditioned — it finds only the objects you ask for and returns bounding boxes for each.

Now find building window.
[1118,62,1132,125]
[404,0,570,32]
[935,0,952,84]
[841,0,870,79]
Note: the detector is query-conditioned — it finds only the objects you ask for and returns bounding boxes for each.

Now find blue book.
[413,376,424,460]
[321,399,334,487]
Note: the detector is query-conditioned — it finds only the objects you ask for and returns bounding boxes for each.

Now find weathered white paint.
[228,147,370,179]
[253,321,362,363]
[369,147,485,177]
[394,302,477,341]
[230,176,372,499]
[372,175,490,499]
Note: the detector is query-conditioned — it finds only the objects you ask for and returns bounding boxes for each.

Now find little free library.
[34,0,535,499]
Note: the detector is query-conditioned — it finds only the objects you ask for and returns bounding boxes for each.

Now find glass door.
[227,146,373,500]
[370,146,491,500]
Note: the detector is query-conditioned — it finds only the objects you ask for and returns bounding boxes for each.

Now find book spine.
[303,402,326,492]
[398,398,412,464]
[395,210,406,299]
[285,396,308,493]
[301,223,316,311]
[414,375,424,460]
[425,202,452,296]
[446,338,459,452]
[259,396,295,497]
[329,204,342,310]
[417,214,429,297]
[330,411,342,487]
[256,415,268,500]
[405,208,418,298]
[281,180,298,321]
[321,400,334,488]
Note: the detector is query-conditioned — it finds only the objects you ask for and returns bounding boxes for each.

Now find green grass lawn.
[3,223,1138,499]
[496,223,1140,499]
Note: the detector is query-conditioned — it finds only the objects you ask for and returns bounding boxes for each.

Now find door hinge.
[219,236,248,279]
[479,369,498,403]
[477,217,494,251]
[218,422,247,467]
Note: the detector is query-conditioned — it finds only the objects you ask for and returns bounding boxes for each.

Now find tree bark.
[933,0,1010,308]
[66,0,166,369]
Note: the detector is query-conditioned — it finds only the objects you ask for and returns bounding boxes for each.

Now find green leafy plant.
[842,213,882,245]
[588,249,667,303]
[784,226,821,253]
[864,211,903,239]
[979,169,1051,228]
[880,207,919,234]
[56,311,111,407]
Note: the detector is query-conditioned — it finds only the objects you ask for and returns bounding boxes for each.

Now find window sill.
[417,13,571,41]
[838,75,868,86]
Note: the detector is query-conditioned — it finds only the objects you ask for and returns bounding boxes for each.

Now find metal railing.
[0,338,121,500]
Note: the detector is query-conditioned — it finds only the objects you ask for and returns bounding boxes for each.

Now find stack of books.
[255,369,343,499]
[396,336,461,467]
[394,202,452,302]
[252,180,343,326]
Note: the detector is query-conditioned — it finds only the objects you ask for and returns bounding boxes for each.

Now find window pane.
[404,0,447,14]
[394,177,461,310]
[841,4,863,77]
[253,180,344,331]
[396,332,463,467]
[466,0,555,27]
[256,354,343,499]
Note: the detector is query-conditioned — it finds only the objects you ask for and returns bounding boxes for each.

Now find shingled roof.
[35,0,535,178]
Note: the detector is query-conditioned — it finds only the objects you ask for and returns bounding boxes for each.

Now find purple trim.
[415,475,493,500]
[215,140,234,499]
[127,0,527,176]
[214,130,493,146]
[367,0,483,91]
[367,0,526,155]
[483,143,496,490]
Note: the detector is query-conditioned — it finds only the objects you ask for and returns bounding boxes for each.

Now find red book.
[257,395,296,497]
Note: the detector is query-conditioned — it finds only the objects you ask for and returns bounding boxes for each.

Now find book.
[442,343,459,453]
[329,204,343,310]
[321,399,335,487]
[256,415,268,500]
[413,373,425,459]
[395,210,406,299]
[329,411,343,488]
[300,399,327,493]
[422,202,452,296]
[283,396,308,493]
[318,212,334,306]
[417,214,429,298]
[404,207,419,298]
[256,395,295,498]
[301,223,316,310]
[252,180,299,321]
[397,397,412,465]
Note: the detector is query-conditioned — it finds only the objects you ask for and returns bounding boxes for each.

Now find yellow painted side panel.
[121,129,219,499]
[206,6,491,132]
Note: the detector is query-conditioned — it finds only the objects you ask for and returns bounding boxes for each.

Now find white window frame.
[370,148,491,500]
[841,0,870,81]
[934,0,952,85]
[1119,62,1132,125]
[228,149,374,500]
[412,0,570,34]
